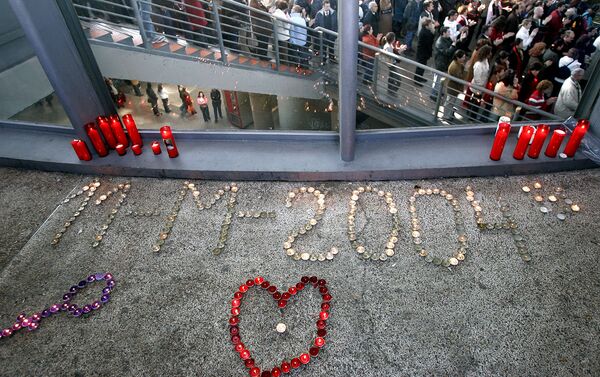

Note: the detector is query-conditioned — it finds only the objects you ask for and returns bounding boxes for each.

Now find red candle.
[545,129,566,158]
[131,144,142,155]
[160,125,179,158]
[84,123,108,157]
[151,141,162,155]
[70,139,92,161]
[122,114,143,146]
[513,126,534,160]
[115,144,127,156]
[563,119,590,157]
[527,124,550,159]
[490,122,511,161]
[96,116,118,149]
[109,115,129,147]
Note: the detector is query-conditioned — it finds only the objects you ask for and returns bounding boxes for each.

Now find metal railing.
[72,0,562,126]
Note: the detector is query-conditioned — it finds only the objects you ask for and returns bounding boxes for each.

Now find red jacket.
[362,34,378,59]
[184,0,208,30]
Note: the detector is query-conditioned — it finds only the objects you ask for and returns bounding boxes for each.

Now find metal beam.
[8,0,114,141]
[338,0,358,161]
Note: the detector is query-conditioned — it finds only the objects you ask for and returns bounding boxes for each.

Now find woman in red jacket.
[361,25,378,83]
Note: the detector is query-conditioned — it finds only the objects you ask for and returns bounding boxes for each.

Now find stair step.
[152,41,170,51]
[89,27,114,42]
[199,49,213,58]
[226,54,237,63]
[111,31,134,46]
[168,42,185,53]
[185,46,199,55]
[238,56,249,64]
[213,52,222,60]
[131,34,144,46]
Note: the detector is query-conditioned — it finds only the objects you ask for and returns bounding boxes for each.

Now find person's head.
[422,18,435,32]
[482,24,492,37]
[571,67,585,81]
[536,80,554,95]
[534,6,544,18]
[529,42,547,57]
[563,29,576,43]
[520,18,533,29]
[497,50,510,64]
[447,10,458,20]
[475,38,491,50]
[500,69,517,87]
[530,61,544,74]
[565,7,577,19]
[369,1,378,12]
[322,0,331,12]
[491,15,506,29]
[454,49,467,63]
[291,4,302,13]
[423,0,433,11]
[361,24,373,38]
[552,38,566,51]
[493,62,508,79]
[198,91,204,97]
[457,5,467,15]
[514,38,524,49]
[566,47,579,58]
[276,0,288,11]
[477,45,493,61]
[158,84,163,91]
[146,82,152,89]
[440,26,450,38]
[383,32,396,45]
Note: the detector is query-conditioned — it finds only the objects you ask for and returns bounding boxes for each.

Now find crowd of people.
[82,0,600,122]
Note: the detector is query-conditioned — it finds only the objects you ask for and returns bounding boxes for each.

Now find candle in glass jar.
[563,119,590,157]
[109,115,129,147]
[160,125,179,158]
[115,144,127,156]
[71,139,92,161]
[527,124,550,159]
[490,122,511,161]
[544,129,566,157]
[131,144,142,155]
[122,114,143,146]
[513,126,534,160]
[84,123,108,157]
[151,141,162,155]
[96,116,117,149]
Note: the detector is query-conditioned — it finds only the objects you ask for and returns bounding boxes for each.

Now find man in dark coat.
[432,26,457,99]
[362,2,381,35]
[403,0,421,52]
[414,18,435,85]
[314,0,338,62]
[393,0,408,39]
[210,88,223,122]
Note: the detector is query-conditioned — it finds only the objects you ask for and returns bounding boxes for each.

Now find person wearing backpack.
[555,48,581,86]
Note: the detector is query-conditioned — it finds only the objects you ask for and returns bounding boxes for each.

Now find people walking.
[210,88,223,122]
[158,84,171,113]
[197,91,211,121]
[146,83,161,116]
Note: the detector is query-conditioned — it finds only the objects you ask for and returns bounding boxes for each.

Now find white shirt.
[443,18,460,41]
[516,26,534,50]
[594,35,600,50]
[472,60,490,87]
[556,56,582,83]
[273,9,291,41]
[158,89,168,100]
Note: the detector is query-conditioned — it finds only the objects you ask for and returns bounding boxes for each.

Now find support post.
[8,0,115,142]
[339,0,358,161]
[211,2,228,64]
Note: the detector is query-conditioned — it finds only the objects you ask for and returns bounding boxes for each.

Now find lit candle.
[151,141,162,155]
[96,116,118,149]
[513,126,534,160]
[544,129,566,158]
[109,115,129,147]
[115,144,127,156]
[490,122,511,161]
[160,126,179,158]
[84,123,108,157]
[131,144,142,155]
[122,114,143,146]
[527,124,550,159]
[563,119,590,157]
[70,139,92,161]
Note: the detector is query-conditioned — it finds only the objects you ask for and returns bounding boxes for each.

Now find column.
[249,93,277,130]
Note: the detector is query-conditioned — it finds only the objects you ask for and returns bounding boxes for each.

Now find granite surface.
[0,168,599,377]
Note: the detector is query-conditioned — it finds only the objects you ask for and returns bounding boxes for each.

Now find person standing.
[443,49,467,120]
[146,83,161,116]
[403,0,420,54]
[554,68,584,119]
[417,0,436,35]
[381,32,408,97]
[414,19,435,86]
[362,1,381,36]
[249,0,272,61]
[131,80,143,96]
[210,88,223,122]
[138,0,167,43]
[361,24,379,83]
[379,0,394,36]
[158,84,171,113]
[392,0,408,39]
[197,91,211,122]
[432,26,458,100]
[314,0,338,63]
[289,5,309,68]
[273,1,292,64]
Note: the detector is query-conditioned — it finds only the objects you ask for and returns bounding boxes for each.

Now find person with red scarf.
[525,80,557,119]
[508,38,525,79]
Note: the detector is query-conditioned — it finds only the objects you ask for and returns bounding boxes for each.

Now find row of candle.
[71,114,179,160]
[490,119,590,161]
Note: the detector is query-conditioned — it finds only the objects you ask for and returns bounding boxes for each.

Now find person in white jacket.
[555,68,584,119]
[515,18,538,50]
[273,1,292,64]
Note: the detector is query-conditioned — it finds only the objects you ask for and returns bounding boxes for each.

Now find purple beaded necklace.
[0,273,115,339]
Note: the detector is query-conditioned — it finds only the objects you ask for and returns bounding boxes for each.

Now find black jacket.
[210,89,221,103]
[362,11,381,36]
[416,28,435,62]
[433,36,456,71]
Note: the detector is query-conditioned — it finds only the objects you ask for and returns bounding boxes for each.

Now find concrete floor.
[0,167,599,376]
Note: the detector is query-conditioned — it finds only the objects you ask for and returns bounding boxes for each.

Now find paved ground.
[0,167,599,377]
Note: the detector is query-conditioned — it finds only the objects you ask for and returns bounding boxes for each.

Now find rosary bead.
[106,280,115,288]
[277,300,287,308]
[27,322,39,331]
[300,276,309,284]
[244,358,255,368]
[82,305,92,314]
[319,312,329,320]
[254,276,264,285]
[231,307,240,316]
[290,358,301,369]
[231,335,241,344]
[316,320,326,329]
[309,276,318,284]
[234,343,245,352]
[288,287,297,295]
[239,285,249,293]
[299,353,310,364]
[321,303,330,311]
[309,347,320,357]
[73,309,83,317]
[240,349,251,360]
[317,329,327,337]
[100,295,110,303]
[315,337,325,347]
[2,329,13,337]
[272,292,282,300]
[12,323,21,331]
[260,281,270,289]
[280,361,291,373]
[104,273,113,280]
[41,310,51,318]
[31,313,41,322]
[63,294,71,302]
[322,294,332,302]
[267,286,277,294]
[319,286,328,294]
[69,286,78,294]
[249,367,260,377]
[230,326,239,335]
[317,279,326,287]
[281,293,291,301]
[68,304,78,312]
[49,304,60,313]
[295,282,305,291]
[229,316,239,326]
[91,301,101,310]
[271,367,281,377]
[17,313,26,322]
[232,299,241,308]
[234,292,243,299]
[78,280,87,288]
[102,287,111,295]
[87,275,96,283]
[245,280,254,287]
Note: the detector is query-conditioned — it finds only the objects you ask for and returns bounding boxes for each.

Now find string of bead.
[409,188,467,268]
[0,273,114,340]
[348,185,401,262]
[284,187,338,262]
[92,182,130,248]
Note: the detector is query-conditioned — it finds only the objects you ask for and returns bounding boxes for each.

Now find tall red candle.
[109,115,129,147]
[115,144,127,156]
[71,139,92,161]
[151,141,162,155]
[84,123,108,157]
[160,126,179,158]
[513,126,534,160]
[96,116,118,149]
[545,130,566,157]
[527,124,550,159]
[490,122,511,161]
[131,144,142,155]
[563,119,590,157]
[122,114,143,146]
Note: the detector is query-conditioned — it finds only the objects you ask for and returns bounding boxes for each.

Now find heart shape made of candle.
[229,276,332,377]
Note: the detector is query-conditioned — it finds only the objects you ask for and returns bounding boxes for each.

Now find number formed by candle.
[0,273,115,340]
[91,182,131,248]
[348,186,401,262]
[409,188,466,267]
[282,187,338,262]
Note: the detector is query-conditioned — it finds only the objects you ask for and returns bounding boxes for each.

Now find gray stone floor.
[0,167,599,377]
